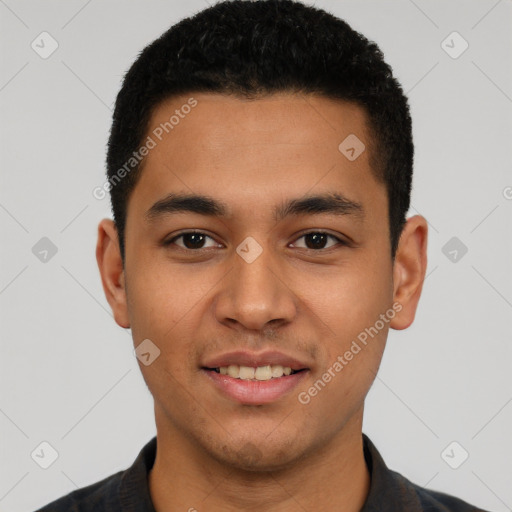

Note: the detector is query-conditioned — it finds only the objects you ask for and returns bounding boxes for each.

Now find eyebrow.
[145,192,364,223]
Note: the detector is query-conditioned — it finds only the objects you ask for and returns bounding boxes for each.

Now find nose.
[213,241,297,333]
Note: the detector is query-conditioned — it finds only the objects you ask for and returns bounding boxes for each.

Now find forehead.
[147,92,370,157]
[128,92,383,220]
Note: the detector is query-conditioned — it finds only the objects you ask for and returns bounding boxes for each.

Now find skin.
[97,92,428,511]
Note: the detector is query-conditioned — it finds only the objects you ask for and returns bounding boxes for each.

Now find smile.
[210,364,303,381]
[202,366,309,405]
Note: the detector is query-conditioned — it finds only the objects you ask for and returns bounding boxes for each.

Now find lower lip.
[202,369,309,405]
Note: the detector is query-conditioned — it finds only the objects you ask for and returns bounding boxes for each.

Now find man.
[36,0,489,510]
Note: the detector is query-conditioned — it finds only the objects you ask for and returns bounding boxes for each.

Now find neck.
[148,407,370,511]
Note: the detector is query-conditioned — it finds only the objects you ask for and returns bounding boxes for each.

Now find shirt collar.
[117,433,419,510]
[119,436,157,511]
[361,433,422,510]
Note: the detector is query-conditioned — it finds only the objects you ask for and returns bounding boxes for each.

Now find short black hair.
[106,0,413,261]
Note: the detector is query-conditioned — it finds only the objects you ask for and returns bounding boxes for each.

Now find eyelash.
[164,230,346,252]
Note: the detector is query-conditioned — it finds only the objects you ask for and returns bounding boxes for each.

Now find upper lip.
[202,350,310,371]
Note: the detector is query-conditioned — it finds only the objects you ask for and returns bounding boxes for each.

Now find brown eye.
[166,231,220,250]
[291,232,343,250]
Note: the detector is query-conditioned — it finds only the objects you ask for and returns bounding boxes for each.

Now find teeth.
[239,366,255,380]
[215,364,296,380]
[271,365,284,378]
[254,365,272,380]
[227,365,239,378]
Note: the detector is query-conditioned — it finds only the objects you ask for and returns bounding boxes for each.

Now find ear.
[96,219,130,328]
[390,215,428,330]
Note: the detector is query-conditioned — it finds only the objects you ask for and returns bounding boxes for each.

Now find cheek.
[305,250,392,394]
[302,319,388,429]
[126,258,213,340]
[305,253,393,336]
[125,260,220,391]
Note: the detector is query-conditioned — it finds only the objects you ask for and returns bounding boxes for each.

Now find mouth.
[200,351,311,405]
[204,364,307,381]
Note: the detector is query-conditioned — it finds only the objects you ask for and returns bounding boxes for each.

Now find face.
[98,92,427,471]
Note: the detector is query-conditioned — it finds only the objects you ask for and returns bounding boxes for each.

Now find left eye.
[166,231,343,251]
[290,232,343,250]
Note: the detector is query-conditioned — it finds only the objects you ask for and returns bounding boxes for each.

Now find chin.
[209,435,307,473]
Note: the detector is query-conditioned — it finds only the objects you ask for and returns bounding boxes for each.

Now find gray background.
[1,1,511,511]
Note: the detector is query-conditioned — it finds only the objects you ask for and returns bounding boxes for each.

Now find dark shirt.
[35,434,489,511]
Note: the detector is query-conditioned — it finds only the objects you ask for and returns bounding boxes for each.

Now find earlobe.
[390,215,428,330]
[96,219,131,328]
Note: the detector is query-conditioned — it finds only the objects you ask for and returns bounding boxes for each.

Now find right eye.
[164,231,223,251]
